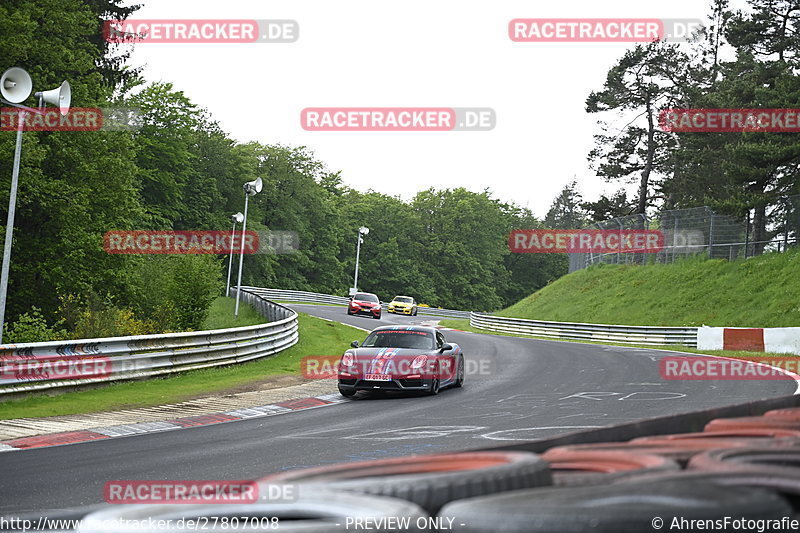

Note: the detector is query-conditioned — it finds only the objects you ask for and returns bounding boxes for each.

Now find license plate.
[365,374,391,381]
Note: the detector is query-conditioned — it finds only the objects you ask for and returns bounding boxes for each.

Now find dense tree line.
[0,0,566,340]
[583,0,800,251]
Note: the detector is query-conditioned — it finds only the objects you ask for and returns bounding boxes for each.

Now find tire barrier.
[77,488,430,532]
[633,428,800,441]
[540,447,680,485]
[688,446,800,476]
[258,452,552,514]
[705,416,800,432]
[613,470,800,504]
[438,479,792,532]
[766,407,800,419]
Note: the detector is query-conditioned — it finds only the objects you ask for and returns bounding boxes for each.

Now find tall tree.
[586,41,688,215]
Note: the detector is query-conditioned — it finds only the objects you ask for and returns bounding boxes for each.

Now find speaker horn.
[35,80,71,115]
[244,177,263,196]
[0,67,33,103]
[232,212,244,223]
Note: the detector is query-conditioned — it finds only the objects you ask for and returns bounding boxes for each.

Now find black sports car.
[337,326,464,397]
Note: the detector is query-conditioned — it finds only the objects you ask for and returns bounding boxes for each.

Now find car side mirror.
[441,343,453,352]
[350,340,360,348]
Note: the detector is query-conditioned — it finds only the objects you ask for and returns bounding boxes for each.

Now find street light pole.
[234,178,262,317]
[0,67,70,343]
[353,226,369,292]
[225,212,244,298]
[0,112,26,343]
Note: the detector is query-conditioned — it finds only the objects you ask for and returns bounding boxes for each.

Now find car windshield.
[394,297,413,303]
[354,293,378,302]
[362,330,435,349]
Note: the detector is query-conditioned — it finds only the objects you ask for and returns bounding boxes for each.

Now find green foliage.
[4,307,68,343]
[56,293,158,339]
[587,0,800,241]
[167,256,223,330]
[0,0,570,333]
[128,256,222,332]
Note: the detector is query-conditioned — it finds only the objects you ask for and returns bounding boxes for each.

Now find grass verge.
[500,250,800,327]
[0,310,363,420]
[202,296,268,329]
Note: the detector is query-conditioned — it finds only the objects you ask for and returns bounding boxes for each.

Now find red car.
[347,292,382,319]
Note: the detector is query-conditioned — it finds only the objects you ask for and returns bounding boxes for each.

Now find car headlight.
[341,353,354,367]
[411,355,427,369]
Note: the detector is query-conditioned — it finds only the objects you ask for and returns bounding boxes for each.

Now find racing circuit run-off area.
[5,0,800,530]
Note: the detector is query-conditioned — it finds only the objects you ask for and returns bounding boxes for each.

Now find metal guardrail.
[470,313,698,346]
[0,288,298,396]
[242,287,472,318]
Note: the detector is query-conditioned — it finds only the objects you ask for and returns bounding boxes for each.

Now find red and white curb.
[0,393,349,452]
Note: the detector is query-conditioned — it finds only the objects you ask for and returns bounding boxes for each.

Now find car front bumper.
[388,306,413,315]
[338,376,432,391]
[349,306,381,317]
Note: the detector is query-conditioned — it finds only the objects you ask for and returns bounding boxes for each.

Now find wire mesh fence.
[568,195,800,272]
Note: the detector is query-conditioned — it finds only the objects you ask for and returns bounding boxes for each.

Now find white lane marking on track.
[480,426,603,441]
[618,392,686,401]
[559,392,622,401]
[346,426,486,441]
[559,391,686,401]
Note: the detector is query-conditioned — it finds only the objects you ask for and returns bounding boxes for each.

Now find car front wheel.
[339,386,356,397]
[455,356,464,388]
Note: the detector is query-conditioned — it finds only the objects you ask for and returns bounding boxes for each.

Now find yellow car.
[387,295,418,316]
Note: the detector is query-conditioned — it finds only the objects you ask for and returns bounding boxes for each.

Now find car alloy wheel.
[455,356,464,388]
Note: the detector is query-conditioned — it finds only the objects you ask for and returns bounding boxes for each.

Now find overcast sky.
[121,0,714,217]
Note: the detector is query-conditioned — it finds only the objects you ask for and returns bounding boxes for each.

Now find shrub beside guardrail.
[0,288,298,396]
[469,313,698,346]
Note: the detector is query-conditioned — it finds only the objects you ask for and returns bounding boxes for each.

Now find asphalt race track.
[0,304,796,513]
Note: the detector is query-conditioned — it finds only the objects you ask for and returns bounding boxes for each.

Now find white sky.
[121,0,714,217]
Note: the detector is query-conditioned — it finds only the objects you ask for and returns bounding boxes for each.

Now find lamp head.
[0,67,33,103]
[244,177,263,196]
